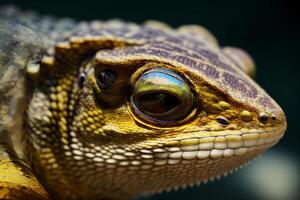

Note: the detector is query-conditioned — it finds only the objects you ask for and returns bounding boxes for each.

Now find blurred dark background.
[0,0,299,199]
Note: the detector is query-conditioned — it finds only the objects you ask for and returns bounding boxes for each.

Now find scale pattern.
[47,21,279,115]
[0,5,286,200]
[0,6,278,113]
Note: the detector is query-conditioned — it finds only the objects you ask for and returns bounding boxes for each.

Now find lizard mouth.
[112,125,287,196]
[156,125,286,162]
[139,125,286,193]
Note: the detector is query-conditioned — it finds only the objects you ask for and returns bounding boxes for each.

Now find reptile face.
[0,7,286,200]
[28,38,286,199]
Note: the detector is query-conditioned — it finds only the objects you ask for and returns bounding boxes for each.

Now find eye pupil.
[96,69,116,89]
[134,92,180,114]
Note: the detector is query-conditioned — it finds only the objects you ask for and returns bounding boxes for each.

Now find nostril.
[259,112,269,123]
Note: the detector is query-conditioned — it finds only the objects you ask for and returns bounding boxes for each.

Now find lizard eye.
[131,68,194,123]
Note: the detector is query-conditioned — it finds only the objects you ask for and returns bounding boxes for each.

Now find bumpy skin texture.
[0,6,286,200]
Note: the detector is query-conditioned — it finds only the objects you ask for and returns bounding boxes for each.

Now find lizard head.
[29,23,287,199]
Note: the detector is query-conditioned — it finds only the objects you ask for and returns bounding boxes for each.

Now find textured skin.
[0,159,48,200]
[0,6,286,200]
[0,19,47,199]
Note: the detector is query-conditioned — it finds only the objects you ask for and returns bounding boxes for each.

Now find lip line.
[158,125,286,151]
[142,136,281,163]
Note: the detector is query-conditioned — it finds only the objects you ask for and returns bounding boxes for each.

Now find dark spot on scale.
[259,112,269,123]
[25,175,31,179]
[216,116,229,126]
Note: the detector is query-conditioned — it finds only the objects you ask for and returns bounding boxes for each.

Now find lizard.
[0,5,287,200]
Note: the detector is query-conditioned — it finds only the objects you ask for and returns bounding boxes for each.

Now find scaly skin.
[0,6,286,200]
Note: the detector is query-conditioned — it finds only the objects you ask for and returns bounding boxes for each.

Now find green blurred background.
[0,0,299,199]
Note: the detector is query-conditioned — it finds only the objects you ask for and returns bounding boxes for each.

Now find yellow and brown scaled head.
[27,20,286,199]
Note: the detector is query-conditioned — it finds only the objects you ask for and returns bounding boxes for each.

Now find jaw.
[31,123,286,200]
[83,124,286,199]
[138,126,284,186]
